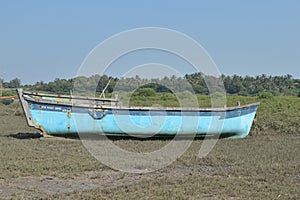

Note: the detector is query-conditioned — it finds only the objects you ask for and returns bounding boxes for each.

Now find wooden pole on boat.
[100,79,112,98]
[0,80,2,97]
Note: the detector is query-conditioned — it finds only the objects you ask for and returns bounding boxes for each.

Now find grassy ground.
[0,97,299,199]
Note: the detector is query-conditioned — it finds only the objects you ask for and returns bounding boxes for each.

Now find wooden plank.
[0,96,16,100]
[16,89,34,126]
[23,91,119,102]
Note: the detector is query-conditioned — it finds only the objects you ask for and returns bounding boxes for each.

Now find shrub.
[258,92,274,99]
[133,88,156,97]
[162,93,176,101]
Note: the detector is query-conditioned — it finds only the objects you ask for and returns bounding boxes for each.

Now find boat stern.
[16,88,35,127]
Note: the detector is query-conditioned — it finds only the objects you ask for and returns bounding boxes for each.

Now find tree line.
[1,73,300,96]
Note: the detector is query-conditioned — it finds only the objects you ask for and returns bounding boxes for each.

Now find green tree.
[8,78,21,88]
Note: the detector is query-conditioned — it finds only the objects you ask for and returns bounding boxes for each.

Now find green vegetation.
[132,88,156,97]
[0,90,16,97]
[258,91,274,99]
[1,73,300,97]
[256,96,300,135]
[0,77,21,89]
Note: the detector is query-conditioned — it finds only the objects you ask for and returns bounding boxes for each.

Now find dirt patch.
[0,164,227,199]
[0,170,122,197]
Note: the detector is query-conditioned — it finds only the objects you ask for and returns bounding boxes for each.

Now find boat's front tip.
[227,103,260,139]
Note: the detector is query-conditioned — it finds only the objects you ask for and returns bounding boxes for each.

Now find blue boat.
[17,89,259,138]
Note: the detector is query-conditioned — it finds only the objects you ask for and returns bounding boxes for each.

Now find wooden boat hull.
[17,89,259,138]
[0,96,16,105]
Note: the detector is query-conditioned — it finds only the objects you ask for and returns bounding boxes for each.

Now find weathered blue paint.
[27,100,259,138]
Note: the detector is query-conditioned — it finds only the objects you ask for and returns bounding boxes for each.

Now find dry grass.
[0,100,299,199]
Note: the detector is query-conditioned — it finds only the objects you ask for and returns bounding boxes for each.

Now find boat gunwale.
[22,90,260,112]
[23,91,119,102]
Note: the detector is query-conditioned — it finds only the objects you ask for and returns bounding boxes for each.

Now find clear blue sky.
[0,0,299,84]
